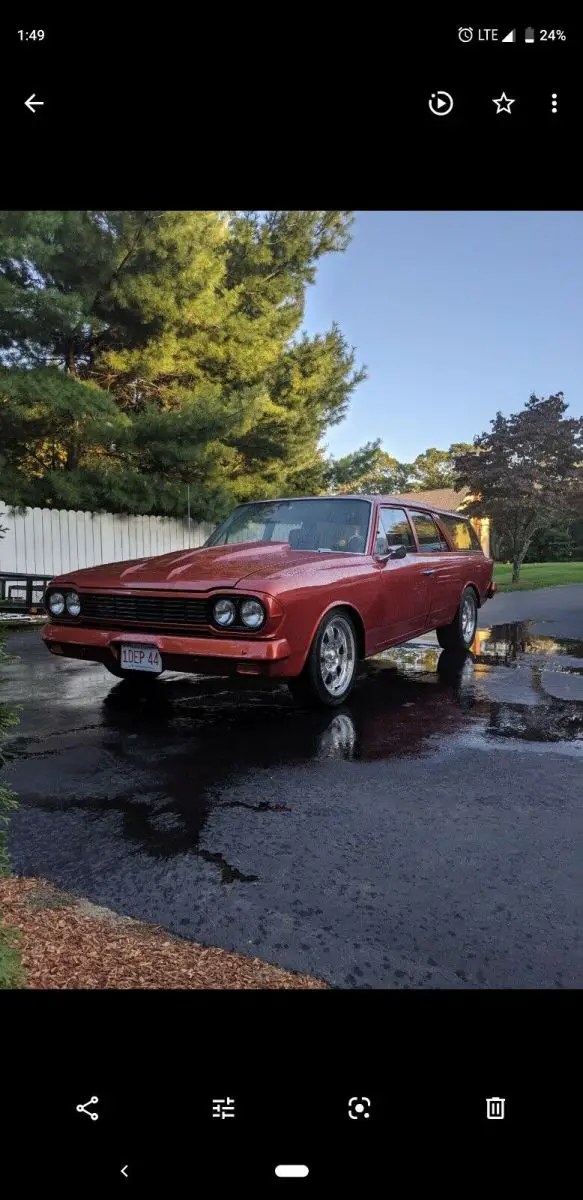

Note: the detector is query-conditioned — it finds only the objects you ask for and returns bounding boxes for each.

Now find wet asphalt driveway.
[3,585,583,989]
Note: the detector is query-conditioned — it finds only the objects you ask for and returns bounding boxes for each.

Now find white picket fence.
[0,500,215,578]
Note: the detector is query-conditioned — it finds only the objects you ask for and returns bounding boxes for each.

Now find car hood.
[51,542,360,592]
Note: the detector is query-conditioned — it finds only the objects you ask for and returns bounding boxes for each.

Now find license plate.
[119,644,162,673]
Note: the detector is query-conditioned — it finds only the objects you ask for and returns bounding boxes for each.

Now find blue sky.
[302,211,583,463]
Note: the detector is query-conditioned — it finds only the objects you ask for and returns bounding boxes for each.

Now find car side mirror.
[388,545,407,559]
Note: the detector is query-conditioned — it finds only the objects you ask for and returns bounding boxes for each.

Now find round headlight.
[48,591,65,616]
[66,591,81,617]
[213,598,236,627]
[240,599,265,629]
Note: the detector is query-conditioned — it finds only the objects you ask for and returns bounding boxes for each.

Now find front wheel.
[288,609,358,708]
[436,587,478,652]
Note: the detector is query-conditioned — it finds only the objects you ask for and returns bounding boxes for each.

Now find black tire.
[288,608,358,708]
[436,587,478,652]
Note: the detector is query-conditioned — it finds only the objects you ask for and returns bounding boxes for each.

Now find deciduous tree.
[325,440,412,494]
[454,393,583,581]
[409,443,473,490]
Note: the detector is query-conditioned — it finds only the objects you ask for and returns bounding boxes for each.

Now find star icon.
[492,91,515,114]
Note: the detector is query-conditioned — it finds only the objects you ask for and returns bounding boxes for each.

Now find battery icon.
[525,27,535,42]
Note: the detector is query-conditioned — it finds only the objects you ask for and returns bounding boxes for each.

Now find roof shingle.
[391,487,470,512]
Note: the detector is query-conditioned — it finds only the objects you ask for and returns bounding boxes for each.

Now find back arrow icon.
[25,94,44,114]
[121,1166,129,1178]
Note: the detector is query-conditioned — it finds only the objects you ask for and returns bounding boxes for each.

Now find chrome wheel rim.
[461,594,476,644]
[318,615,356,697]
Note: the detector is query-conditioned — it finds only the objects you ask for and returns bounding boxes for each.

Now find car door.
[406,510,458,631]
[373,506,434,646]
[435,512,490,608]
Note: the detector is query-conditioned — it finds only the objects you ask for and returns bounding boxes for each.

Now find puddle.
[11,625,583,784]
[5,622,583,867]
[471,622,583,669]
[379,623,583,672]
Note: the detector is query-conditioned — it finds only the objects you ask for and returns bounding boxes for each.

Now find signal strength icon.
[502,29,516,42]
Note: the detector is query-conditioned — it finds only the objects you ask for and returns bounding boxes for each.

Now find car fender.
[299,597,368,668]
[461,577,485,607]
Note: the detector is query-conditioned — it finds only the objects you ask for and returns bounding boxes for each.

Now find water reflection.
[101,630,583,783]
[17,635,575,862]
[6,625,581,870]
[374,628,583,752]
[471,623,583,667]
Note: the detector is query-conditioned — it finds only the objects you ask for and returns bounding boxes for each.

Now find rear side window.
[440,515,483,552]
[408,511,448,552]
[376,507,416,554]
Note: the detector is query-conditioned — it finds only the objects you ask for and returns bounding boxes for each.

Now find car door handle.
[421,569,437,575]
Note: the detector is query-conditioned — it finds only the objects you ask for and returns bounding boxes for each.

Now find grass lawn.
[493,561,583,592]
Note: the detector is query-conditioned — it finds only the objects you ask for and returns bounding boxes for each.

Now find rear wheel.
[436,587,478,652]
[288,609,358,708]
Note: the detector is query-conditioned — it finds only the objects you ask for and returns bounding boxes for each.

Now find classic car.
[42,495,497,707]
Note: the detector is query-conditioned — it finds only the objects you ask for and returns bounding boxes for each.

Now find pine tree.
[0,211,365,518]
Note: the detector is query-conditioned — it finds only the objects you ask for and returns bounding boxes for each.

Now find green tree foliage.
[325,439,413,494]
[0,211,365,518]
[409,443,473,490]
[506,515,583,564]
[325,440,475,496]
[454,393,583,581]
[523,520,575,563]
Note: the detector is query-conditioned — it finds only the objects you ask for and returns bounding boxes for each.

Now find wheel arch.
[464,581,481,609]
[303,600,367,666]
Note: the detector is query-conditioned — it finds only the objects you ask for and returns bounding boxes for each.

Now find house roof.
[391,487,470,513]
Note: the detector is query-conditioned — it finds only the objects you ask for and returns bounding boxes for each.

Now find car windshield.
[205,498,372,553]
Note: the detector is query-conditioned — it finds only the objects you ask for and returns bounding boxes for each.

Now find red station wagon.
[42,495,497,707]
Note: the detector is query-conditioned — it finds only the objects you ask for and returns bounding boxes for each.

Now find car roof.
[242,495,469,519]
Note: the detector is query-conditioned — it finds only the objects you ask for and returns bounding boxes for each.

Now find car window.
[439,514,483,552]
[375,508,416,555]
[218,519,265,545]
[205,498,371,553]
[408,511,448,552]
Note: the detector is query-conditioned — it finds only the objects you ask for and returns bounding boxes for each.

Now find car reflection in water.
[97,630,583,859]
[102,646,477,772]
[103,626,583,770]
[314,624,583,759]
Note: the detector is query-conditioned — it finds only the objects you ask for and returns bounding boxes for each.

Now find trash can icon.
[486,1097,505,1120]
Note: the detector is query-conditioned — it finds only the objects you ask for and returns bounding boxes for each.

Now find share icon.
[76,1096,99,1120]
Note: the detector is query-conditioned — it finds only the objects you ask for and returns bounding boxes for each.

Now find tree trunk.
[511,527,538,581]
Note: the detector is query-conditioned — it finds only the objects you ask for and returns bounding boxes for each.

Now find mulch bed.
[0,877,327,990]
